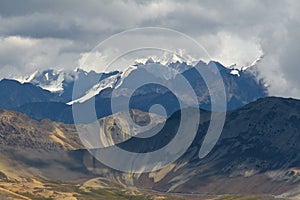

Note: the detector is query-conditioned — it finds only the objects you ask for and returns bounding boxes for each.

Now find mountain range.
[0,97,300,199]
[1,58,286,199]
[1,59,267,123]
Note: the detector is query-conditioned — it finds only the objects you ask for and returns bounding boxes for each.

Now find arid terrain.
[1,97,300,199]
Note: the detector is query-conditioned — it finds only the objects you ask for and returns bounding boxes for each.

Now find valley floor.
[0,176,281,200]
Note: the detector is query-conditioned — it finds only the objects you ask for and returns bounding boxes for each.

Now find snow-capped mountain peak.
[133,51,197,66]
[166,53,184,64]
[226,55,264,72]
[10,67,124,103]
[67,73,120,105]
[248,55,263,68]
[12,68,85,93]
[14,70,39,84]
[115,65,137,89]
[5,57,267,112]
[145,57,155,64]
[30,69,65,93]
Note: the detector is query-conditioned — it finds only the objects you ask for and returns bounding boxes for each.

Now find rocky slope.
[0,107,81,150]
[0,108,173,200]
[83,97,300,199]
[1,97,300,199]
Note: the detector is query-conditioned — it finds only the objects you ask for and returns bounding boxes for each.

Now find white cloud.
[0,36,80,78]
[0,0,300,98]
[78,51,109,72]
[197,32,263,68]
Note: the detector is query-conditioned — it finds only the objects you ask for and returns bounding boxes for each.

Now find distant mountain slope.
[0,97,300,198]
[0,108,171,199]
[0,79,62,110]
[166,97,300,194]
[0,107,163,181]
[0,107,82,150]
[0,107,164,151]
[85,97,300,198]
[181,61,267,110]
[15,101,73,123]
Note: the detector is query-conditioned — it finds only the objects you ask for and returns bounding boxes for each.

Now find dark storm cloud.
[0,0,299,98]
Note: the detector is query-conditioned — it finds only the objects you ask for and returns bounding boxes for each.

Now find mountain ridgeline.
[1,60,267,123]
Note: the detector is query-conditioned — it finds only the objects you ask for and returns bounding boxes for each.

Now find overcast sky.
[0,0,300,98]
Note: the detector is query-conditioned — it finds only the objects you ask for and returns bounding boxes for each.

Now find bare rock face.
[98,109,165,147]
[0,108,82,151]
[0,108,165,183]
[82,97,300,198]
[0,107,165,150]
